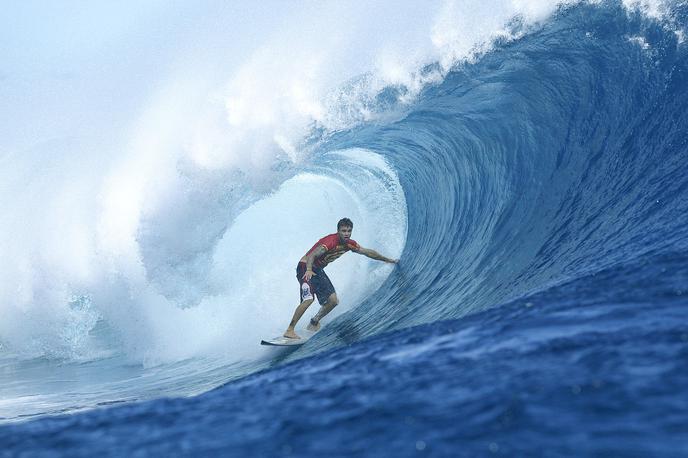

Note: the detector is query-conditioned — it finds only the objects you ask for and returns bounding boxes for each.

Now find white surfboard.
[260,335,310,347]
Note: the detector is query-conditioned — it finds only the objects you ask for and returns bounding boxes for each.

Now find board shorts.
[296,262,335,305]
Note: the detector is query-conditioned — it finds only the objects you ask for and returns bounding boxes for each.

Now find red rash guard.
[300,233,360,268]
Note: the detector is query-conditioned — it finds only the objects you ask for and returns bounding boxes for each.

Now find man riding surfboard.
[284,218,398,340]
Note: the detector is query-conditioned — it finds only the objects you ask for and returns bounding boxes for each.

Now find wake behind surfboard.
[261,335,311,347]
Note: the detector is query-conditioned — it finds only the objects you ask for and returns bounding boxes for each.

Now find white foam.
[97,148,406,365]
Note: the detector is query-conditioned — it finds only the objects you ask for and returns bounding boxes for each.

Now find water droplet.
[416,441,426,451]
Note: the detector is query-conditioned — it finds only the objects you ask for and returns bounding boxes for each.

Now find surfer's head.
[337,218,353,242]
[337,218,353,231]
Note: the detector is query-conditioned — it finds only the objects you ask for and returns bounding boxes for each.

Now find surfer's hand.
[303,270,315,281]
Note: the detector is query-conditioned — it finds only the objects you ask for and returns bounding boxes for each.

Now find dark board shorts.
[296,262,335,305]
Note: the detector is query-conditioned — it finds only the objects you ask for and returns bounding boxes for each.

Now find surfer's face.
[337,226,352,242]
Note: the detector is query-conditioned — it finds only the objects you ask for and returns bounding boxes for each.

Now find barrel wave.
[1,2,688,456]
[313,1,688,340]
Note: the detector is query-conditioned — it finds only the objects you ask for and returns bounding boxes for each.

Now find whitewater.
[1,0,687,456]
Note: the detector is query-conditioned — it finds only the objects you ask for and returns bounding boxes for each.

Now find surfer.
[283,218,398,339]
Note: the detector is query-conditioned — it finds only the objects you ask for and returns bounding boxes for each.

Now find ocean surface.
[1,1,688,456]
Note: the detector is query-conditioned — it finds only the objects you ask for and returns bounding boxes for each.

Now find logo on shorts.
[301,283,313,300]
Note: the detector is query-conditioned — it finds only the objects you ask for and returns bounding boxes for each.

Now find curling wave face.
[304,0,688,347]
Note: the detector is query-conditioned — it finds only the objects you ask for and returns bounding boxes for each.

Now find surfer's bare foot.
[307,318,320,332]
[283,329,300,339]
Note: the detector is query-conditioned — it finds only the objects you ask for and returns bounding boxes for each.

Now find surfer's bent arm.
[355,246,398,264]
[304,246,326,278]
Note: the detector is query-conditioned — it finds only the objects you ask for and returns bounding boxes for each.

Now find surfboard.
[260,335,310,347]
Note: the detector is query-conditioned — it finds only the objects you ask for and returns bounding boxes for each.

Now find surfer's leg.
[308,293,339,331]
[286,263,316,338]
[284,298,314,339]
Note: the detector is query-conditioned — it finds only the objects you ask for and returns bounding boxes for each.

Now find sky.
[0,2,289,152]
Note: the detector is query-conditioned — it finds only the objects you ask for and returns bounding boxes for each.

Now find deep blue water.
[2,251,686,457]
[2,2,688,456]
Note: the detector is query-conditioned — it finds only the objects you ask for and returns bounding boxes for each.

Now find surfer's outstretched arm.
[355,246,398,264]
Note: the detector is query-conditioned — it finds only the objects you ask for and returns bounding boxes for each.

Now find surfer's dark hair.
[337,218,354,230]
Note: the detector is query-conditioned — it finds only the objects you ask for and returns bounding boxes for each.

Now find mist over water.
[0,1,563,366]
